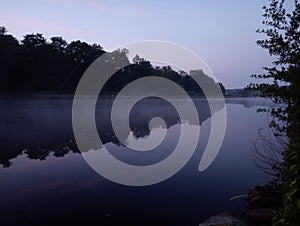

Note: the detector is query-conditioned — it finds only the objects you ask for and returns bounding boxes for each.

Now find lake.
[0,97,274,225]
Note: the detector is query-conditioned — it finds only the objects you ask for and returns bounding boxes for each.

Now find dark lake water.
[0,97,274,225]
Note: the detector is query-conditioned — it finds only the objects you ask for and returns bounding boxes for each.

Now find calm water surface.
[0,97,273,225]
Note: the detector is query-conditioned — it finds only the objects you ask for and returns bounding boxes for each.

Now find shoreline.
[200,184,281,226]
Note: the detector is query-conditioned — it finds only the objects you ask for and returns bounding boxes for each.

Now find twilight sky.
[0,0,274,88]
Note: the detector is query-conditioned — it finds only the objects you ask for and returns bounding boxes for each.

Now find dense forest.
[0,26,225,95]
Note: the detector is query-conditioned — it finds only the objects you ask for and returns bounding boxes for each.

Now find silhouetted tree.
[249,0,300,224]
[0,26,20,93]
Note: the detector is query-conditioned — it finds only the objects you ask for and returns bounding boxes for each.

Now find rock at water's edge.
[199,212,246,226]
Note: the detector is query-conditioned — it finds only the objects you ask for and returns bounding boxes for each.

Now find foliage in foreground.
[249,0,300,224]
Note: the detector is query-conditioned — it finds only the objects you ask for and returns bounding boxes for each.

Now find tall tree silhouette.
[249,0,300,224]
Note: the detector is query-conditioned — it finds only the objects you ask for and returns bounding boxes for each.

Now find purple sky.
[0,0,274,88]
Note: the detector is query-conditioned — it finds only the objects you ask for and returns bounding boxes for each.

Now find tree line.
[0,26,225,95]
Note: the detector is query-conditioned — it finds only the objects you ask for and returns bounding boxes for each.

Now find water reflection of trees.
[0,97,224,167]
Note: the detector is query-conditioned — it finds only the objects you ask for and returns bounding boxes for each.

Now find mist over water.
[0,97,273,225]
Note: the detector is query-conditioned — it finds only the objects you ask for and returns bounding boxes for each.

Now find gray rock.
[199,212,246,226]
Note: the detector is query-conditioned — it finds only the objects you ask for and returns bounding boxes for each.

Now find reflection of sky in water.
[126,121,167,151]
[84,123,201,167]
[0,98,274,225]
